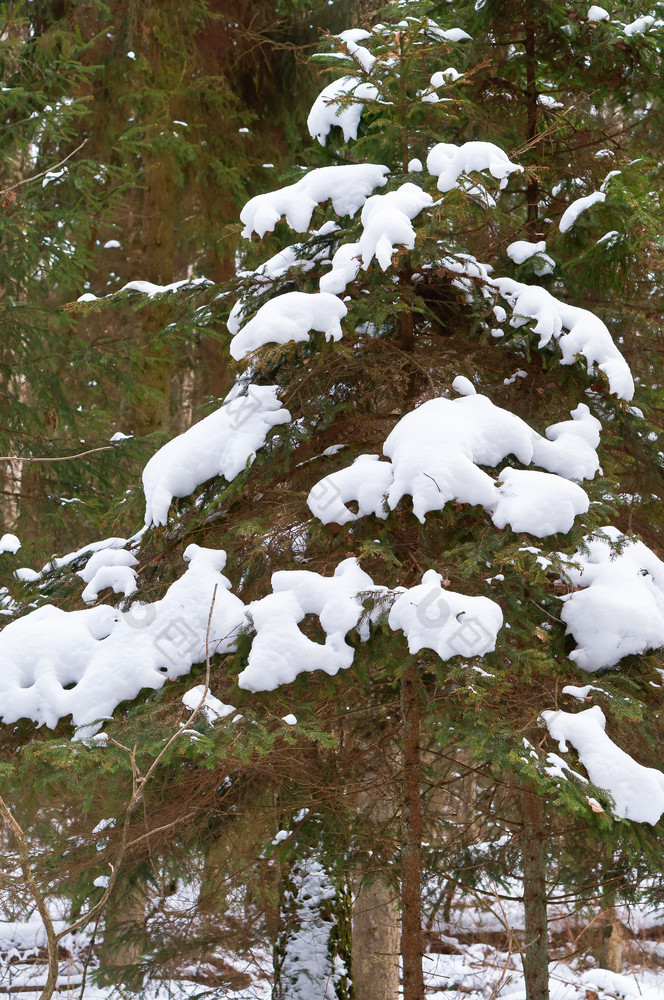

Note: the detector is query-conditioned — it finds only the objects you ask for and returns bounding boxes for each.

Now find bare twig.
[0,140,88,198]
[0,794,60,1000]
[0,445,115,464]
[0,586,221,1000]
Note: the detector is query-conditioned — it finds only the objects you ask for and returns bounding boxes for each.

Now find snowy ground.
[3,897,664,999]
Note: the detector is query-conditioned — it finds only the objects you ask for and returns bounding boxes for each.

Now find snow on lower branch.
[558,526,664,671]
[142,384,290,526]
[559,190,606,233]
[320,182,433,293]
[238,558,386,692]
[542,705,664,824]
[427,140,523,193]
[0,546,245,732]
[491,276,634,400]
[308,387,599,536]
[389,570,502,660]
[229,291,347,361]
[307,76,378,146]
[240,163,389,238]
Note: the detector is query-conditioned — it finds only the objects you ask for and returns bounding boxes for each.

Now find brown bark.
[520,788,549,1000]
[98,872,147,980]
[596,900,624,972]
[352,875,400,1000]
[401,665,424,1000]
[523,14,540,237]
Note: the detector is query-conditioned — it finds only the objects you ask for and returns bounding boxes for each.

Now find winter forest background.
[1,2,664,999]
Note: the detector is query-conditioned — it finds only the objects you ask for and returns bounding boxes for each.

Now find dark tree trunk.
[523,14,540,236]
[520,789,549,1000]
[401,665,424,1000]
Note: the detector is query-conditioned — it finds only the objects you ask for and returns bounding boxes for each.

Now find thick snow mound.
[240,163,389,238]
[320,182,432,293]
[389,570,502,660]
[238,558,385,691]
[492,276,634,399]
[0,546,245,731]
[491,468,589,537]
[427,140,522,193]
[543,705,664,824]
[143,385,290,526]
[559,527,664,670]
[308,391,599,534]
[307,76,378,146]
[229,291,347,360]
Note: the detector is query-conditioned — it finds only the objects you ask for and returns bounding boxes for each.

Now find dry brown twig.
[0,585,220,1000]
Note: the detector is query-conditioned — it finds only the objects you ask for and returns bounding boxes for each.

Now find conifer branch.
[0,140,88,198]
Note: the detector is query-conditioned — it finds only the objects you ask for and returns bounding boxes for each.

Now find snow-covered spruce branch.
[0,586,219,1000]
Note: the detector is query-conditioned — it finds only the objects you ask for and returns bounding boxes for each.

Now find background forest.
[1,2,664,1000]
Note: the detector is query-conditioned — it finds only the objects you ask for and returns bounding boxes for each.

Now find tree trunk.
[98,872,147,985]
[352,875,400,1000]
[523,13,540,237]
[401,665,424,1000]
[520,788,549,1000]
[597,899,623,972]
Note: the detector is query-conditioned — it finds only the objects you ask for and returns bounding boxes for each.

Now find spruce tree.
[2,3,664,999]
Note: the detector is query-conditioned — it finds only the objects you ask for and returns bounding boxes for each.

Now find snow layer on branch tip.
[427,140,523,193]
[559,191,606,233]
[0,545,245,731]
[78,548,139,603]
[559,527,664,671]
[238,558,385,692]
[240,163,389,238]
[309,390,600,536]
[142,385,290,526]
[491,276,634,399]
[542,706,664,824]
[389,570,502,660]
[182,685,235,723]
[307,76,378,146]
[506,240,546,264]
[229,291,347,360]
[320,182,433,292]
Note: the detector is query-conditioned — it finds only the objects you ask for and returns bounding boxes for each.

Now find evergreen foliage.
[1,2,664,999]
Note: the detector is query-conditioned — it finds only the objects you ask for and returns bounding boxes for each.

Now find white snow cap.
[492,276,634,399]
[308,391,600,536]
[624,15,655,36]
[0,546,245,731]
[240,163,389,238]
[559,527,664,671]
[389,570,503,660]
[0,533,20,554]
[506,240,546,265]
[559,191,606,233]
[320,182,433,293]
[542,705,664,824]
[229,291,347,360]
[307,76,378,146]
[142,384,290,526]
[427,140,523,193]
[238,558,385,692]
[182,685,235,723]
[587,6,610,22]
[78,548,139,604]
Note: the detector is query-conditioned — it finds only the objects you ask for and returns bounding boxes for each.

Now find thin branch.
[0,445,115,464]
[0,794,60,1000]
[0,140,88,198]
